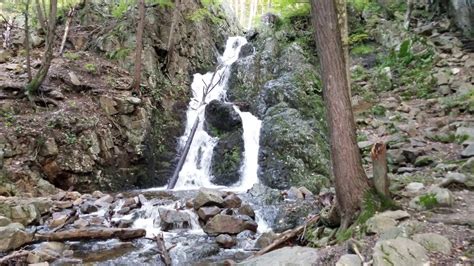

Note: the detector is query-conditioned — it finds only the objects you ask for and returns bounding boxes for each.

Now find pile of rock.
[192,188,258,248]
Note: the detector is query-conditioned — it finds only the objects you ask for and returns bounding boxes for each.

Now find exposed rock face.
[227,18,330,193]
[205,100,242,132]
[238,246,320,266]
[449,0,474,38]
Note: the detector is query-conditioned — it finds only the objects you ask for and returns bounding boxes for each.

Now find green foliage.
[441,89,474,114]
[187,0,223,24]
[351,44,374,56]
[371,105,386,116]
[106,47,131,61]
[65,132,77,145]
[64,52,80,60]
[271,0,310,19]
[112,0,133,18]
[84,63,97,73]
[418,193,438,209]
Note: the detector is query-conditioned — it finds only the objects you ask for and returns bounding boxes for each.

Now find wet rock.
[255,232,277,249]
[239,246,320,265]
[406,182,424,193]
[373,237,428,266]
[412,233,452,255]
[197,206,221,222]
[414,155,435,167]
[336,254,362,266]
[238,204,255,219]
[205,100,242,132]
[80,202,98,214]
[216,234,236,248]
[0,223,34,252]
[158,208,191,231]
[210,130,244,186]
[193,188,224,210]
[116,218,134,228]
[223,193,242,208]
[239,43,254,58]
[366,215,397,234]
[204,214,257,235]
[37,241,66,258]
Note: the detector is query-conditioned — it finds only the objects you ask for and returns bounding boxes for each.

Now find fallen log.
[253,215,320,257]
[167,117,199,189]
[155,233,172,266]
[35,228,146,242]
[0,250,30,264]
[59,7,75,55]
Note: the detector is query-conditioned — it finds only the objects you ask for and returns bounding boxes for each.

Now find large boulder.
[373,237,428,266]
[205,100,242,132]
[193,188,224,210]
[210,130,244,186]
[412,233,452,255]
[204,214,257,235]
[238,246,320,266]
[0,223,34,252]
[449,0,474,38]
[157,208,192,231]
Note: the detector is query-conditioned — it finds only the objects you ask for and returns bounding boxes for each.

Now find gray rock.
[430,186,454,207]
[193,188,224,209]
[157,208,191,231]
[366,215,397,234]
[40,138,59,157]
[409,187,454,210]
[461,144,474,158]
[204,214,257,235]
[10,204,41,226]
[461,157,474,173]
[126,96,142,105]
[405,182,424,193]
[80,202,98,214]
[94,195,114,207]
[373,237,428,266]
[0,49,10,63]
[336,254,362,266]
[286,186,304,200]
[238,246,319,266]
[0,223,34,252]
[449,0,474,38]
[99,96,119,115]
[205,100,242,132]
[412,233,452,255]
[455,127,474,144]
[378,210,410,220]
[215,234,236,248]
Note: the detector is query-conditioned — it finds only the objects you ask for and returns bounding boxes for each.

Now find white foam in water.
[174,36,262,191]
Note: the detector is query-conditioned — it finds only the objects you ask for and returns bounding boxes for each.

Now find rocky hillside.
[0,1,239,195]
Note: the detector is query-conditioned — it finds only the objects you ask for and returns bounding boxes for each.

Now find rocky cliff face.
[0,1,240,195]
[227,16,330,193]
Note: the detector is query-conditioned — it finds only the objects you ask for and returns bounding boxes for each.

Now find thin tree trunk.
[310,0,370,229]
[35,0,47,32]
[59,7,75,55]
[2,16,14,49]
[26,0,57,96]
[165,0,180,70]
[24,0,32,82]
[132,0,145,93]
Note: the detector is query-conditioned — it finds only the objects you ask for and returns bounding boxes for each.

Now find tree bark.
[371,142,390,197]
[26,0,57,95]
[310,0,370,229]
[165,0,180,71]
[335,0,351,96]
[24,0,32,82]
[132,0,145,94]
[34,0,47,32]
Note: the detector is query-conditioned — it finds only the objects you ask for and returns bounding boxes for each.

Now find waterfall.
[173,37,262,192]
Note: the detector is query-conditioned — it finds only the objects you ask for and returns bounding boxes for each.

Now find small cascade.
[173,36,262,191]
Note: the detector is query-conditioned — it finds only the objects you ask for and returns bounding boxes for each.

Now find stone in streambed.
[205,100,242,132]
[204,214,257,235]
[223,193,242,208]
[157,208,191,231]
[193,188,224,210]
[216,234,236,248]
[238,204,255,219]
[197,206,221,222]
[0,223,34,252]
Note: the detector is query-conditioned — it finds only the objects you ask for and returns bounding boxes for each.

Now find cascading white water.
[174,36,262,192]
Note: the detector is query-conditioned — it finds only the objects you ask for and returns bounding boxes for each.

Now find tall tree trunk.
[25,0,32,82]
[165,0,180,71]
[132,0,145,93]
[59,7,75,55]
[26,0,57,95]
[34,0,47,32]
[335,0,351,96]
[310,0,370,229]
